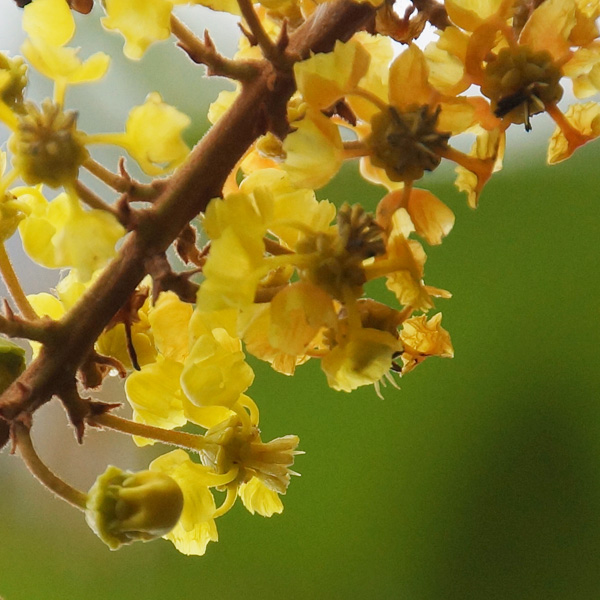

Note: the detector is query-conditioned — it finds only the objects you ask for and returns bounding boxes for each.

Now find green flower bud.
[0,337,26,394]
[86,465,184,550]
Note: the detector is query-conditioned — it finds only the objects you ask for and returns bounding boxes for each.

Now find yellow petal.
[101,0,174,60]
[283,109,344,189]
[520,0,577,62]
[407,189,455,245]
[148,292,193,363]
[294,39,370,110]
[389,45,431,110]
[23,0,75,47]
[125,358,187,433]
[180,328,255,409]
[238,477,284,517]
[445,0,506,31]
[150,450,219,556]
[21,38,110,86]
[269,282,336,356]
[547,101,600,163]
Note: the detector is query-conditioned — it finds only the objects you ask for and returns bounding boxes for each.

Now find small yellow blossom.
[400,313,454,373]
[22,0,109,105]
[90,93,190,176]
[321,323,401,392]
[17,188,125,281]
[180,328,255,409]
[201,410,300,495]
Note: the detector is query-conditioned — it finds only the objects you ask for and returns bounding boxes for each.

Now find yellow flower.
[17,188,125,281]
[400,313,454,373]
[22,0,109,105]
[180,328,255,409]
[201,409,300,496]
[90,92,190,176]
[150,450,219,556]
[447,0,600,160]
[321,323,401,392]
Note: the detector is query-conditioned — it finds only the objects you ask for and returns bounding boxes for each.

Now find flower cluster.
[0,0,598,558]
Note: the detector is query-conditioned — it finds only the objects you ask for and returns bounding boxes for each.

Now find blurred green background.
[2,3,600,599]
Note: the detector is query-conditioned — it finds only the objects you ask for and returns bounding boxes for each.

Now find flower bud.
[86,465,184,550]
[0,337,26,394]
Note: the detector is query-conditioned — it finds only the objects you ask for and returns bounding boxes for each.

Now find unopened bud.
[86,466,184,550]
[0,337,25,394]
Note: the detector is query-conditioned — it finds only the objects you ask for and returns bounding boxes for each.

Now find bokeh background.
[1,3,600,599]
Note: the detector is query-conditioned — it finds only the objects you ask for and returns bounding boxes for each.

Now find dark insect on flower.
[13,0,94,12]
[68,0,94,14]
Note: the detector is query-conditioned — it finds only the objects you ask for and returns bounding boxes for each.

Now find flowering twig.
[0,0,376,436]
[90,412,210,453]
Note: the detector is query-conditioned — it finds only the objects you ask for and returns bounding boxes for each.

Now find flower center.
[296,204,385,301]
[482,46,563,131]
[10,99,89,188]
[366,105,450,183]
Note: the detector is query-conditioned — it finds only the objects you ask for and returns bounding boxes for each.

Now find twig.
[170,16,259,81]
[0,244,37,321]
[0,302,57,343]
[83,157,161,201]
[14,421,88,510]
[71,180,126,225]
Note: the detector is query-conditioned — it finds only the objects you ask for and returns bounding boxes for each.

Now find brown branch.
[0,0,376,426]
[171,16,259,81]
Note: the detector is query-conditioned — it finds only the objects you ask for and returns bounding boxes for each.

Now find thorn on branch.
[237,0,294,70]
[145,253,199,304]
[174,224,208,267]
[0,299,62,343]
[87,400,122,423]
[78,350,127,390]
[59,383,93,444]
